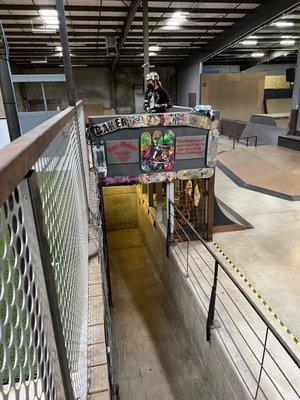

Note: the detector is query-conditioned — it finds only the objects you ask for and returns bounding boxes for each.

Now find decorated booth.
[89,111,220,241]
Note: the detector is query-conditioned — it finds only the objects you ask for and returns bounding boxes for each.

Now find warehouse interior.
[0,1,300,400]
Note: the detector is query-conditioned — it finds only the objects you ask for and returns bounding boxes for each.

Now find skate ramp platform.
[218,146,300,201]
[220,118,286,145]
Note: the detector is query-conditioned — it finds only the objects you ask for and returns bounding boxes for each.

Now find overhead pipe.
[0,23,22,141]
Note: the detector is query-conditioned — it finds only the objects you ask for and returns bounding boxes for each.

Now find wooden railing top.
[0,101,83,207]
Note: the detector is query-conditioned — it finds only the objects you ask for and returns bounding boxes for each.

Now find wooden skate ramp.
[218,146,300,201]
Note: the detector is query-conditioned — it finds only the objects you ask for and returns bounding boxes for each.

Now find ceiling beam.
[111,0,141,71]
[178,0,300,69]
[0,4,255,14]
[0,14,240,24]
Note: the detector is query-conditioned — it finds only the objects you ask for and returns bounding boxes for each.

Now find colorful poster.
[140,129,175,173]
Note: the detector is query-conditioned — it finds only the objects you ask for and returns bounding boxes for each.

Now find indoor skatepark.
[1,0,300,399]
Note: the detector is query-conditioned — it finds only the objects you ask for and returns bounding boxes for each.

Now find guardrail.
[0,101,89,399]
[166,200,300,400]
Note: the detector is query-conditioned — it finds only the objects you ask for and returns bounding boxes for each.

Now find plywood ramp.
[218,146,300,200]
[108,228,214,400]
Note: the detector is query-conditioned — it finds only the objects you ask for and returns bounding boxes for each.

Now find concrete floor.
[213,140,300,351]
[108,228,215,400]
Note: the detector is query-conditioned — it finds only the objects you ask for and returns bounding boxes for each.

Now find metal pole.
[110,68,115,109]
[56,0,76,106]
[290,40,300,135]
[41,82,48,112]
[0,23,22,141]
[143,0,149,88]
[206,260,219,342]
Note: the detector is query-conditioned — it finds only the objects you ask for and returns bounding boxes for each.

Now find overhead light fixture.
[32,28,57,33]
[161,25,180,31]
[272,21,294,28]
[39,8,59,31]
[161,11,188,31]
[280,39,296,46]
[241,40,257,45]
[281,35,295,39]
[251,52,264,58]
[149,52,157,56]
[31,58,48,64]
[40,9,58,17]
[59,64,87,67]
[55,46,62,51]
[248,35,258,39]
[149,45,161,52]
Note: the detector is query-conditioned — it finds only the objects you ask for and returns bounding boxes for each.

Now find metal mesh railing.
[0,101,89,400]
[0,184,65,399]
[35,110,89,399]
[167,200,300,400]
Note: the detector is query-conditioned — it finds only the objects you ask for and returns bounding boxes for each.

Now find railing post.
[206,260,219,342]
[255,327,269,399]
[186,239,189,277]
[26,170,75,400]
[166,200,171,257]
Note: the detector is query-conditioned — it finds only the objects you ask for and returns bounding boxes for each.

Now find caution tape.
[213,242,300,350]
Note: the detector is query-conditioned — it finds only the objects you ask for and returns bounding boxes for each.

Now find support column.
[110,68,115,110]
[143,0,149,87]
[0,24,22,141]
[56,0,76,106]
[289,41,300,135]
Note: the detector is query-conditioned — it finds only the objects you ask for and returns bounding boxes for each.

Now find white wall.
[177,62,201,106]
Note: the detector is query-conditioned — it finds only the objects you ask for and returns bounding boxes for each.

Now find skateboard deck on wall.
[206,129,219,167]
[140,129,175,173]
[138,171,177,184]
[140,131,153,172]
[177,168,214,180]
[92,138,107,177]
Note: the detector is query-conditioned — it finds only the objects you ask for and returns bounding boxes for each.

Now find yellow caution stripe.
[213,242,300,350]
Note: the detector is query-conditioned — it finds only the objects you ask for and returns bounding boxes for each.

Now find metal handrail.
[167,199,300,371]
[0,100,83,207]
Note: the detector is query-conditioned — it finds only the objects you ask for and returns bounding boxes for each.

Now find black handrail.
[167,199,300,370]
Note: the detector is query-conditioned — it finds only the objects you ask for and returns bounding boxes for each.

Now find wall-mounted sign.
[89,112,219,186]
[176,136,206,160]
[106,139,139,164]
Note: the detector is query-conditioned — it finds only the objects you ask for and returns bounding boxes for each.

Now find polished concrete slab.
[213,165,300,351]
[108,228,215,400]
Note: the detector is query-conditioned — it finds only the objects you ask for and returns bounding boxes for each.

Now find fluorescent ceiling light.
[31,59,47,64]
[149,45,161,51]
[272,21,294,27]
[55,46,62,51]
[248,35,258,39]
[149,52,157,56]
[40,9,58,17]
[251,52,265,58]
[161,25,180,31]
[162,11,188,30]
[280,39,295,46]
[32,28,57,33]
[241,40,257,45]
[281,35,295,39]
[59,64,88,67]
